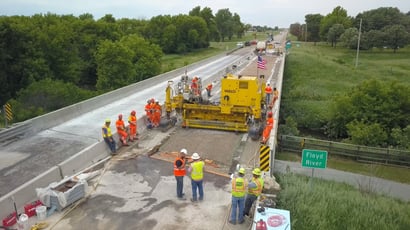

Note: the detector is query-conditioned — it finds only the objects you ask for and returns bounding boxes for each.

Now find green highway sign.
[301,149,328,169]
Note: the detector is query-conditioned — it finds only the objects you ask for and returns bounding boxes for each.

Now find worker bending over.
[116,114,129,146]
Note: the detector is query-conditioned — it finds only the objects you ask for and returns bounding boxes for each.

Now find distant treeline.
[0,6,257,122]
[290,6,410,51]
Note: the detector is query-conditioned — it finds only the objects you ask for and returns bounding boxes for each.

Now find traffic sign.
[301,149,327,169]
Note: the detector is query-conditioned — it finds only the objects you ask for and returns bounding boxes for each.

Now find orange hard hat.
[131,110,136,115]
[268,111,273,117]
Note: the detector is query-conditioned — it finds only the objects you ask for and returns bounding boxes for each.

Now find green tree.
[356,7,407,32]
[382,24,409,52]
[279,116,300,136]
[289,23,302,38]
[320,6,352,42]
[232,13,244,38]
[10,78,95,121]
[95,40,135,91]
[327,24,345,47]
[120,35,162,81]
[215,9,233,41]
[305,14,323,44]
[391,126,410,150]
[189,6,218,42]
[340,27,358,49]
[361,30,384,49]
[346,120,388,147]
[327,80,410,147]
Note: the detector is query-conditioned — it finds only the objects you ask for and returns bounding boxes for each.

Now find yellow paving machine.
[161,73,267,140]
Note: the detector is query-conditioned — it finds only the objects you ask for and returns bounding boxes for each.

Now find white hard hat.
[192,153,200,160]
[155,99,159,103]
[180,148,188,155]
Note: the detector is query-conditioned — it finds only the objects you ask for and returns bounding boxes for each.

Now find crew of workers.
[265,82,279,108]
[230,167,264,225]
[173,149,205,202]
[172,148,264,225]
[102,110,139,154]
[145,98,162,128]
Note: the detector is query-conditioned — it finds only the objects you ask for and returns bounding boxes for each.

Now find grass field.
[160,31,271,73]
[282,43,410,129]
[275,173,410,230]
[280,42,410,184]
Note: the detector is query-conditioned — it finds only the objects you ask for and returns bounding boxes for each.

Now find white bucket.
[36,205,47,220]
[17,214,29,230]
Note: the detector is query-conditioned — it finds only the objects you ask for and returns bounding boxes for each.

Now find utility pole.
[305,23,307,42]
[355,18,362,68]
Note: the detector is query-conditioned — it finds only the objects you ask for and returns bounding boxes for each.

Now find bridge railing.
[279,135,410,168]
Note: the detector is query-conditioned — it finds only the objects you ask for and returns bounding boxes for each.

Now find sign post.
[301,149,328,189]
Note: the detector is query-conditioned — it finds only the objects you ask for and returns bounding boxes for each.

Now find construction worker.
[265,83,273,105]
[152,100,162,127]
[191,76,199,96]
[116,114,129,146]
[271,87,279,107]
[243,168,264,217]
[145,100,152,125]
[174,148,188,200]
[261,111,274,144]
[229,167,247,225]
[102,119,116,154]
[146,99,155,129]
[188,152,205,202]
[128,110,138,142]
[206,83,213,97]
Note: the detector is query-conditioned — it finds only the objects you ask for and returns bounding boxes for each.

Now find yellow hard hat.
[238,168,246,174]
[252,168,261,176]
[105,118,111,123]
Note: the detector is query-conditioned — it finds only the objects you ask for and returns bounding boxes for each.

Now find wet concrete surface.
[45,126,261,230]
[0,134,93,196]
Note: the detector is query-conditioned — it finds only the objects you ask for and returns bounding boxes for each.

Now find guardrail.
[0,50,242,220]
[279,135,410,168]
[0,122,32,146]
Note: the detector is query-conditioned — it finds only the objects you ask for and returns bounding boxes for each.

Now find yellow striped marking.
[259,145,270,171]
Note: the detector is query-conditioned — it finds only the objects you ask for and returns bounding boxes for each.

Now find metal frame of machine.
[162,73,267,140]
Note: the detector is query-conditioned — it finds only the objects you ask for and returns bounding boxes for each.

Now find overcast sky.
[1,0,409,28]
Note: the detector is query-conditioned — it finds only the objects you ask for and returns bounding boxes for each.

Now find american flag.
[257,55,266,69]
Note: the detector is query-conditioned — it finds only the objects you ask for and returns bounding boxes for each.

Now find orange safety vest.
[266,117,274,128]
[128,115,137,127]
[206,84,212,91]
[145,103,151,115]
[116,119,125,131]
[265,86,273,94]
[248,177,264,196]
[174,157,186,176]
